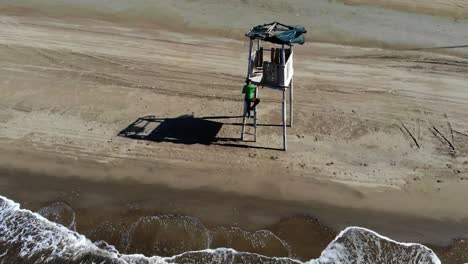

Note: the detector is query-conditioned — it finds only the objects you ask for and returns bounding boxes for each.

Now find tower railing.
[260,50,293,87]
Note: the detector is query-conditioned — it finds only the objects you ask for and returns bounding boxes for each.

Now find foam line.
[0,195,441,264]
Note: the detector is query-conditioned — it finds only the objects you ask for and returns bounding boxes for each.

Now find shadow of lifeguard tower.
[241,22,306,151]
[118,115,223,145]
[118,115,282,150]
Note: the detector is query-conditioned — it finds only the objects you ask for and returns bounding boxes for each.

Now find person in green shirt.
[242,80,260,112]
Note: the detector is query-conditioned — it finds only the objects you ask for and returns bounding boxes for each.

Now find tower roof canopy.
[246,22,307,45]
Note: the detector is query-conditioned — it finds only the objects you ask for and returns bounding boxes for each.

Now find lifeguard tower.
[241,22,307,151]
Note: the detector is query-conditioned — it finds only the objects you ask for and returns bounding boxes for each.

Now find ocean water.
[0,195,441,264]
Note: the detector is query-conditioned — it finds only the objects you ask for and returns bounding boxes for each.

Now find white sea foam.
[0,195,441,264]
[0,196,121,262]
[309,227,441,264]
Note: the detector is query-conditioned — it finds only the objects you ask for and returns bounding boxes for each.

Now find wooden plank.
[250,74,263,85]
[271,48,275,64]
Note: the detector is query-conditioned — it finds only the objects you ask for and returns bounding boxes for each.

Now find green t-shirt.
[243,84,256,100]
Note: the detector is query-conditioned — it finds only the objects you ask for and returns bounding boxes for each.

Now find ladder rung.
[243,132,256,135]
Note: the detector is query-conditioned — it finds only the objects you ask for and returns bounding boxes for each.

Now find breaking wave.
[0,195,441,264]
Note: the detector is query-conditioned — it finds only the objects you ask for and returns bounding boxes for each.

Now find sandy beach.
[344,0,468,19]
[1,1,468,263]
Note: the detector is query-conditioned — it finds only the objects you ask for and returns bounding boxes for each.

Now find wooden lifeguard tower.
[241,22,307,151]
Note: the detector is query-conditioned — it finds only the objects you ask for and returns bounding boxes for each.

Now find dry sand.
[1,0,468,259]
[2,0,468,50]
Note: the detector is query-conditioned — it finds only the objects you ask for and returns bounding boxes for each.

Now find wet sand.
[1,1,468,263]
[1,166,467,263]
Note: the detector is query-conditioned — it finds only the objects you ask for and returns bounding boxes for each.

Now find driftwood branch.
[430,126,456,154]
[399,120,420,149]
[428,126,445,144]
[454,130,468,138]
[444,113,455,146]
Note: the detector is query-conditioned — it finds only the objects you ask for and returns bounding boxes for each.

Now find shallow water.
[0,195,441,264]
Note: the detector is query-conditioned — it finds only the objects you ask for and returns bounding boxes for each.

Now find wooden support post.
[255,39,260,67]
[253,86,259,142]
[280,44,286,87]
[282,88,287,151]
[281,44,285,64]
[247,38,254,80]
[271,47,275,64]
[290,79,293,127]
[281,44,287,150]
[289,45,294,127]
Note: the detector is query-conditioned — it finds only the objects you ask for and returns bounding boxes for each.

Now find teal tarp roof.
[246,22,307,45]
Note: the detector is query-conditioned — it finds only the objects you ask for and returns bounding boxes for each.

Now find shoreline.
[0,162,464,262]
[0,193,443,263]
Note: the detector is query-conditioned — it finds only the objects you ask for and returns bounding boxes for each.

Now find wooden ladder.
[241,100,258,142]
